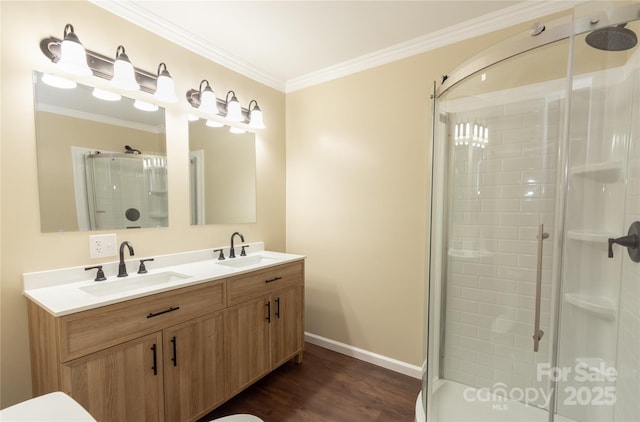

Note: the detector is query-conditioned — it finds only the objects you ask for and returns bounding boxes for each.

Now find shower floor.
[419,380,576,422]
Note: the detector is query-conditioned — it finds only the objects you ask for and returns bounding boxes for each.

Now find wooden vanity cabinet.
[225,261,304,396]
[28,279,227,422]
[61,332,165,422]
[163,312,225,422]
[27,260,304,422]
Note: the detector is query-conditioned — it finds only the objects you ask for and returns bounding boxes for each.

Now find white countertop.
[23,243,305,317]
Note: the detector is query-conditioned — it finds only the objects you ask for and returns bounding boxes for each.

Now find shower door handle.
[533,223,549,352]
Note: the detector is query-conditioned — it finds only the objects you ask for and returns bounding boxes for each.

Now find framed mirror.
[188,119,256,225]
[33,71,167,232]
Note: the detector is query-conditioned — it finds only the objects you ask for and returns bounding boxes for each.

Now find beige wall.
[285,20,553,365]
[0,1,285,407]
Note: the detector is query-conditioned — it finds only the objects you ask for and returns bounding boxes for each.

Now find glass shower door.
[426,29,574,420]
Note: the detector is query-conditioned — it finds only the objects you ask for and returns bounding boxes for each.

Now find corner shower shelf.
[570,161,624,183]
[564,293,616,320]
[567,229,617,243]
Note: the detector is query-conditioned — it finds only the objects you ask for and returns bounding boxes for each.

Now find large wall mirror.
[33,71,168,232]
[189,119,256,224]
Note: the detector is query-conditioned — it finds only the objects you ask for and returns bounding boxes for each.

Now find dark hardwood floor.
[199,342,421,422]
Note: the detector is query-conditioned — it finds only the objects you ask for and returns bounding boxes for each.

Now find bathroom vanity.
[24,246,304,422]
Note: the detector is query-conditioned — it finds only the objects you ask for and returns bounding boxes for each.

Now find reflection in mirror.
[33,71,167,232]
[188,119,256,224]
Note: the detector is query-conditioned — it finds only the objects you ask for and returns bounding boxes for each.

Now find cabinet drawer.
[228,261,303,306]
[59,279,225,361]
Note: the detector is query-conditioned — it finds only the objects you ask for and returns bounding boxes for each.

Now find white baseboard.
[304,332,423,379]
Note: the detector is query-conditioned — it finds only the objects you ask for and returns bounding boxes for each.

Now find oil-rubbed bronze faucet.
[229,232,244,258]
[118,241,135,277]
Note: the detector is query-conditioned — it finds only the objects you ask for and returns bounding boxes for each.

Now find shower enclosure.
[421,2,639,421]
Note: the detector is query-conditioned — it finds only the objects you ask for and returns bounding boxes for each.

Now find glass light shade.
[42,73,77,89]
[110,48,139,91]
[57,33,92,76]
[229,126,246,134]
[206,119,224,128]
[249,107,265,129]
[154,73,177,103]
[199,89,218,114]
[188,114,200,122]
[93,88,121,101]
[226,96,243,122]
[134,100,159,112]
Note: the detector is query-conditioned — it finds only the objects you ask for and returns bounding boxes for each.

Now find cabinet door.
[163,312,225,422]
[61,332,164,422]
[225,297,270,396]
[271,285,304,368]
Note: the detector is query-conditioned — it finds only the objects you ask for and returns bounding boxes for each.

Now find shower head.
[586,24,637,51]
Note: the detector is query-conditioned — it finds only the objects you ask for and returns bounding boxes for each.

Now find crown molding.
[285,1,584,92]
[89,0,285,91]
[90,1,583,94]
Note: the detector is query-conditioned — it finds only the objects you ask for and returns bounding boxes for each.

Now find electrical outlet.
[89,234,117,259]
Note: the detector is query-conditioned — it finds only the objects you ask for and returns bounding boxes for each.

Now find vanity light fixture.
[248,100,265,129]
[110,45,139,91]
[40,24,176,102]
[197,80,219,115]
[154,63,177,103]
[186,83,266,130]
[56,24,92,76]
[225,90,243,122]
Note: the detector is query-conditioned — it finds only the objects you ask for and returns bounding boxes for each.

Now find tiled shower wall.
[443,96,562,404]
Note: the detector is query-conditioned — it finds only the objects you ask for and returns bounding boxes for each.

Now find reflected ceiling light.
[206,119,224,128]
[225,90,243,122]
[56,24,92,77]
[229,126,246,134]
[454,121,488,148]
[248,100,265,129]
[93,88,121,101]
[110,45,139,91]
[134,99,159,112]
[153,62,177,103]
[42,73,77,89]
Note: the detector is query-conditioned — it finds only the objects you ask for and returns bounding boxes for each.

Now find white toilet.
[211,415,263,422]
[0,392,96,421]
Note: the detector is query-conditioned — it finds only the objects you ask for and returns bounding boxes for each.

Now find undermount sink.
[81,271,191,297]
[217,255,276,268]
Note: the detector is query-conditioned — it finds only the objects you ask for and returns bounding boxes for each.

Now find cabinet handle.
[266,301,271,323]
[171,336,177,367]
[275,297,281,319]
[265,276,282,283]
[146,306,180,319]
[151,344,158,375]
